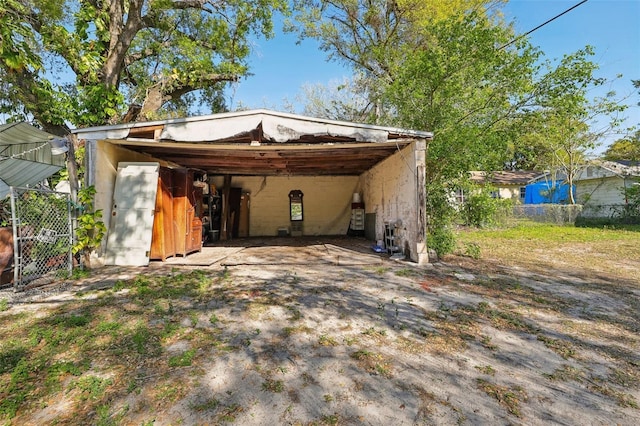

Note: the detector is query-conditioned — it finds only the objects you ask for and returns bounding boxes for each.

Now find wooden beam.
[220,175,232,241]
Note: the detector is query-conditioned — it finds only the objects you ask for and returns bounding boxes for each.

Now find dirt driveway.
[2,237,639,425]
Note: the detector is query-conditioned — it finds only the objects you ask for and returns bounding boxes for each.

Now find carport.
[72,109,432,264]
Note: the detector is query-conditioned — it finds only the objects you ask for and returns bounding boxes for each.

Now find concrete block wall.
[360,141,426,262]
[210,175,360,236]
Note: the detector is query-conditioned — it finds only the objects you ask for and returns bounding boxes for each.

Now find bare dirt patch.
[0,237,638,425]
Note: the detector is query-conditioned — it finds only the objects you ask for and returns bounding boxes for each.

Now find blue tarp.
[524,181,574,204]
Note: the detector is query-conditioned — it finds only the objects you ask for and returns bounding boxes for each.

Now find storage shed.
[72,109,433,265]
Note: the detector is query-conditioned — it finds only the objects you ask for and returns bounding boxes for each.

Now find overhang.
[72,109,432,176]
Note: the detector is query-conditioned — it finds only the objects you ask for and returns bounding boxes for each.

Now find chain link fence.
[513,204,583,225]
[1,187,73,291]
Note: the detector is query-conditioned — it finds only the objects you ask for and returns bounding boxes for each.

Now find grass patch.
[70,375,113,401]
[455,222,640,282]
[168,349,196,367]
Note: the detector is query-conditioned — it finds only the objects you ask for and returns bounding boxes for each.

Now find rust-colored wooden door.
[150,167,175,261]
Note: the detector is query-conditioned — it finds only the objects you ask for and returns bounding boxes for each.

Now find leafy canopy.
[0,0,289,134]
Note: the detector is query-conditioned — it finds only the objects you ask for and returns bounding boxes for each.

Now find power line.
[499,0,589,51]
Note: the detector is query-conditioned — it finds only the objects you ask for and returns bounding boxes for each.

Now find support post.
[220,175,232,241]
[414,139,429,264]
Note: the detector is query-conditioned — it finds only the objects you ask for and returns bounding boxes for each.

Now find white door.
[104,162,159,266]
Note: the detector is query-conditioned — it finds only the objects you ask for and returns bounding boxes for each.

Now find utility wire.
[499,0,589,51]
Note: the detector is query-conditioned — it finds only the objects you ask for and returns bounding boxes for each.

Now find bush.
[428,225,457,258]
[460,186,512,227]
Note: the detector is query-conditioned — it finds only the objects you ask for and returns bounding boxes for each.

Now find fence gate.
[7,187,73,291]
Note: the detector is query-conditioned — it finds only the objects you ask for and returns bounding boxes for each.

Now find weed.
[190,397,220,412]
[537,335,575,359]
[0,357,33,419]
[95,321,121,333]
[262,378,285,393]
[373,266,390,275]
[219,266,231,281]
[0,345,27,374]
[209,313,219,325]
[320,413,340,425]
[544,365,584,382]
[282,325,312,337]
[395,268,419,277]
[588,383,639,408]
[475,365,496,375]
[318,334,338,346]
[350,350,393,378]
[0,298,8,312]
[301,372,316,386]
[362,327,386,337]
[463,242,481,259]
[476,378,527,417]
[168,349,196,367]
[217,403,243,422]
[286,305,302,321]
[71,375,113,401]
[189,311,199,327]
[45,360,87,391]
[323,393,334,402]
[57,313,91,327]
[154,382,185,403]
[95,404,128,426]
[608,366,640,387]
[480,335,497,350]
[343,336,358,346]
[396,336,424,354]
[71,268,91,280]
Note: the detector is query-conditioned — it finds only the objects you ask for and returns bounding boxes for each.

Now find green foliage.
[1,0,289,130]
[428,225,457,258]
[73,186,107,266]
[459,185,512,228]
[168,349,196,367]
[603,130,640,162]
[613,183,640,224]
[71,375,113,401]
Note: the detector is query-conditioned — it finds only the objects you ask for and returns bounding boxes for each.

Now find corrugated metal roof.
[0,122,66,166]
[0,123,66,198]
[0,158,62,198]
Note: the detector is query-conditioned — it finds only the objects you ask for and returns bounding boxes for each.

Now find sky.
[226,0,640,152]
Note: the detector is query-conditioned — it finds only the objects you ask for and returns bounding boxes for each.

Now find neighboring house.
[469,170,547,203]
[72,109,433,265]
[575,160,640,218]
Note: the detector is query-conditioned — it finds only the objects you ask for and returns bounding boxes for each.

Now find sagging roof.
[470,170,546,186]
[72,109,433,176]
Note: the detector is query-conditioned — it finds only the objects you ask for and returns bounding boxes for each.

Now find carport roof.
[72,109,432,176]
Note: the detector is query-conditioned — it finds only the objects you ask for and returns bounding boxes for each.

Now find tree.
[603,131,640,162]
[297,73,378,122]
[0,0,288,135]
[522,48,627,204]
[290,1,505,124]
